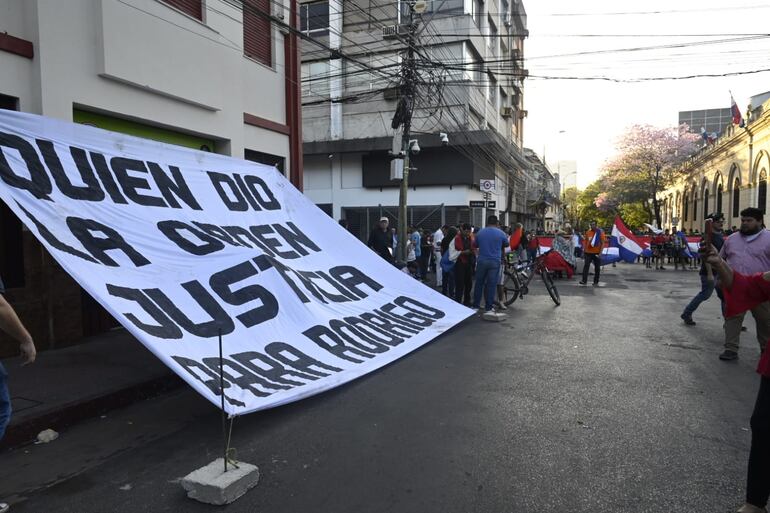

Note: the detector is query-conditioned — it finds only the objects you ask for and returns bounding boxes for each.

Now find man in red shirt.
[706,247,770,513]
[453,223,475,306]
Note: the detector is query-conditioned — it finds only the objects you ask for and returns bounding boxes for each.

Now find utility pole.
[397,4,418,263]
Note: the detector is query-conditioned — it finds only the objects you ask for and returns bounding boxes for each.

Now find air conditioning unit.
[517,109,528,119]
[520,68,529,77]
[500,106,513,118]
[390,158,404,180]
[382,25,409,40]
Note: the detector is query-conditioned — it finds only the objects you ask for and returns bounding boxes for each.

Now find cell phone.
[703,219,713,250]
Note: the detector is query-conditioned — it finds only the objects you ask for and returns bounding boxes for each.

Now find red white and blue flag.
[731,92,746,128]
[590,228,602,248]
[610,216,643,263]
[701,127,718,145]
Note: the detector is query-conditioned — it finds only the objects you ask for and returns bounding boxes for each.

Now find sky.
[522,1,770,189]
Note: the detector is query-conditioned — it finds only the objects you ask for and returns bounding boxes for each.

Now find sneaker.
[719,350,739,361]
[0,502,8,513]
[579,281,587,285]
[495,302,508,311]
[680,313,696,326]
[737,504,768,513]
[592,282,599,286]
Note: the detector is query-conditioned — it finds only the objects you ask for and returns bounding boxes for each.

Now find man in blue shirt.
[473,215,509,314]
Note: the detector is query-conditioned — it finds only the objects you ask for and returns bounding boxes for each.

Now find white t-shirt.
[407,241,416,262]
[433,229,444,251]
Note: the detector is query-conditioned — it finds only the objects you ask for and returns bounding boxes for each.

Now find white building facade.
[299,0,533,239]
[0,0,304,349]
[0,0,302,178]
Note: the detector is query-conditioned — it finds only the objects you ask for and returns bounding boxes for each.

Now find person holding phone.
[718,208,770,361]
[704,245,770,513]
[681,213,725,326]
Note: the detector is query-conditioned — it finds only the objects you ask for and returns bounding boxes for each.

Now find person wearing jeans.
[472,215,509,314]
[0,275,36,513]
[681,213,726,325]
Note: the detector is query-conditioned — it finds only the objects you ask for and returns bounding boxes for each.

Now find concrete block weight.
[181,458,260,505]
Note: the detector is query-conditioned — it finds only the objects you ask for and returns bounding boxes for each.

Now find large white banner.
[0,111,472,415]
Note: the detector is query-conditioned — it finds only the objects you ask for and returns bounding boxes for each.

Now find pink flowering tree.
[600,124,700,226]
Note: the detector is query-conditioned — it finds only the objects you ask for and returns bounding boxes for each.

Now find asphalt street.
[1,261,762,513]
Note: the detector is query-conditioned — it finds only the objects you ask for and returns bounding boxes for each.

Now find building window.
[300,1,330,36]
[0,93,18,111]
[683,193,689,221]
[472,0,483,27]
[703,189,709,219]
[464,44,482,82]
[716,183,723,214]
[760,170,767,215]
[245,149,285,174]
[0,95,23,288]
[487,15,497,54]
[489,74,497,109]
[693,193,698,221]
[301,60,331,97]
[244,0,272,67]
[733,179,740,218]
[159,0,203,20]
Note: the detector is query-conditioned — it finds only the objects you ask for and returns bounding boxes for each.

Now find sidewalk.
[2,329,181,448]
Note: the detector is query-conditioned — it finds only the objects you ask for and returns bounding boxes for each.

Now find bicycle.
[502,250,561,306]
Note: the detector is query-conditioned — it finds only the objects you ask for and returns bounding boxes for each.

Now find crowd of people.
[364,215,601,312]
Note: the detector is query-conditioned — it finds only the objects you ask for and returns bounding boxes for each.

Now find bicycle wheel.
[503,270,520,305]
[541,269,561,306]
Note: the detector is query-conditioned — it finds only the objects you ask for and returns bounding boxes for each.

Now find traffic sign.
[479,179,496,192]
[469,200,496,208]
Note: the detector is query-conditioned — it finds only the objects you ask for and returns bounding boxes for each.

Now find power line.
[526,4,770,16]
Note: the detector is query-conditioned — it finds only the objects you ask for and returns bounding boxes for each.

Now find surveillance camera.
[439,132,449,145]
[409,139,420,154]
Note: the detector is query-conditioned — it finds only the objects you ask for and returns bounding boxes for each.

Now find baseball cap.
[706,212,724,221]
[379,216,389,222]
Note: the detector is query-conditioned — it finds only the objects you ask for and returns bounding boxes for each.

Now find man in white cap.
[367,217,394,262]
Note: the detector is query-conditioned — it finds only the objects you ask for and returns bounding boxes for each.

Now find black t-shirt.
[368,228,393,261]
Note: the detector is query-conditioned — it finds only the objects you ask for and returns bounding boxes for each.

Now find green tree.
[600,124,700,226]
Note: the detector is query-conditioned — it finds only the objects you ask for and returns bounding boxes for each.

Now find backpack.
[440,250,456,274]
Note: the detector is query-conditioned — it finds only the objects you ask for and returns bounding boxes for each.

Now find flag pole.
[218,328,228,473]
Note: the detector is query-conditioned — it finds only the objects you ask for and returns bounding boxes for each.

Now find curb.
[2,373,183,449]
